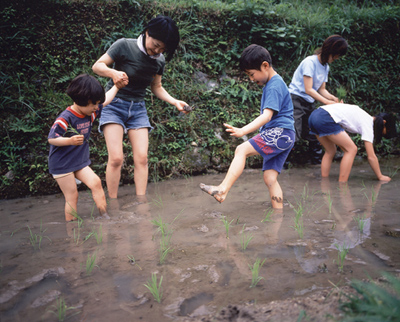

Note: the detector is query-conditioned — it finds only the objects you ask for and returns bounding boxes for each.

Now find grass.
[48,297,79,321]
[144,273,163,303]
[27,220,51,250]
[335,242,350,273]
[221,216,234,239]
[240,224,254,251]
[249,258,266,288]
[85,252,98,276]
[340,272,400,321]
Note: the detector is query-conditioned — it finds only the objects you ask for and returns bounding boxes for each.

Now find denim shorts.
[308,108,344,137]
[249,128,295,173]
[99,98,153,133]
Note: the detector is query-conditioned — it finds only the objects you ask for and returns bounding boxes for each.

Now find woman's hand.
[378,175,391,182]
[224,123,244,138]
[174,100,190,114]
[112,71,129,89]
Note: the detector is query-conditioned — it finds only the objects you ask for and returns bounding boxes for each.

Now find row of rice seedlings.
[27,220,51,250]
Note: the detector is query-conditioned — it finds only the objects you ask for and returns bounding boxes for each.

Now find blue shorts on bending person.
[308,108,344,137]
[99,97,153,133]
[249,127,295,173]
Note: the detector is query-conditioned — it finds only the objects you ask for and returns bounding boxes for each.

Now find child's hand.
[70,135,84,146]
[113,71,129,88]
[224,123,243,138]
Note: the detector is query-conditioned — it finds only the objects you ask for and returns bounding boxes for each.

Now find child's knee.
[109,155,124,168]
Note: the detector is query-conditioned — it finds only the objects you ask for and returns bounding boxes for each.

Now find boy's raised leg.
[200,141,258,203]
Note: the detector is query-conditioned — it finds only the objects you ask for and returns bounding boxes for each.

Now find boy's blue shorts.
[99,97,153,134]
[249,128,295,173]
[309,108,344,137]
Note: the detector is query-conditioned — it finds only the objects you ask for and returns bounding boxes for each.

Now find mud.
[1,157,400,321]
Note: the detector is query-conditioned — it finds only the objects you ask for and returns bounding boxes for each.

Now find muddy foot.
[199,183,225,203]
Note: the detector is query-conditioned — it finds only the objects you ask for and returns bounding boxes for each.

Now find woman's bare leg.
[128,128,149,196]
[103,124,125,198]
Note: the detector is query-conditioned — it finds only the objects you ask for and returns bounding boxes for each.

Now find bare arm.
[224,108,274,138]
[48,135,84,147]
[150,74,189,114]
[303,76,340,105]
[364,141,391,182]
[103,85,119,107]
[92,53,129,89]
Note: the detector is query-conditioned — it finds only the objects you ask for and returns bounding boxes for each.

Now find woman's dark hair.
[143,15,180,61]
[316,35,348,65]
[66,74,105,106]
[373,112,397,144]
[239,44,272,71]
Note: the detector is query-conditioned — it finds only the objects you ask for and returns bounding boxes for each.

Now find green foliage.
[1,0,399,198]
[340,273,400,322]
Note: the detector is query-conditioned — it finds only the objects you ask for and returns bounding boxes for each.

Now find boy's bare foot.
[199,183,226,203]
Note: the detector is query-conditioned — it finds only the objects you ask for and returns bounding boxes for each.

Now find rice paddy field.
[1,157,400,321]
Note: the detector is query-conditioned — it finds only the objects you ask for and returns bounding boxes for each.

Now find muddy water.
[1,157,400,321]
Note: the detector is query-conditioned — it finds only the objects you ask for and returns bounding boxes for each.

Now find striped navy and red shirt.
[48,105,102,175]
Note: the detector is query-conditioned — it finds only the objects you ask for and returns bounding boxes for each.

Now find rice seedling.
[73,228,81,246]
[85,252,98,276]
[334,242,349,272]
[240,224,253,251]
[221,216,234,239]
[127,255,142,270]
[340,272,400,321]
[353,213,367,234]
[94,224,103,245]
[68,203,84,228]
[144,273,163,303]
[83,231,95,243]
[290,201,304,239]
[27,220,51,250]
[386,165,399,178]
[48,296,79,321]
[361,183,378,204]
[325,190,333,214]
[261,208,274,223]
[249,258,266,288]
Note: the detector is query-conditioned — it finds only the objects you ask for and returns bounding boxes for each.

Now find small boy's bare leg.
[199,183,227,203]
[263,169,283,209]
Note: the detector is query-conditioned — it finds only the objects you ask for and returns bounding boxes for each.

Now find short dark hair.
[373,112,397,144]
[66,74,105,107]
[144,15,180,61]
[316,35,348,65]
[239,44,272,71]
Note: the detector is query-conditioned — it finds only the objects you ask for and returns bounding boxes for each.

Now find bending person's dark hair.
[143,15,180,61]
[373,112,397,144]
[67,74,105,106]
